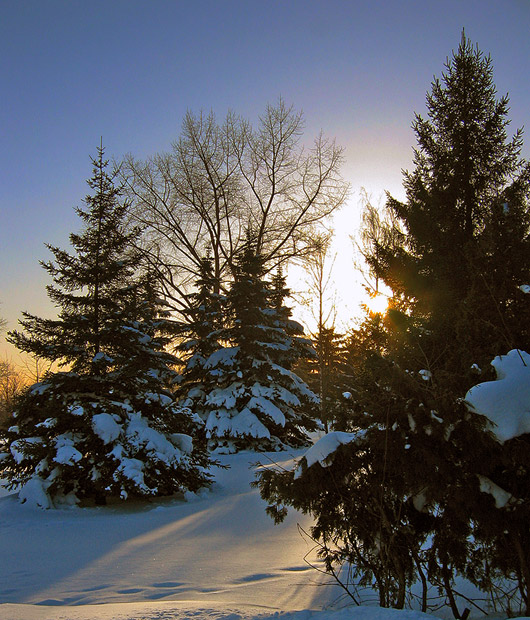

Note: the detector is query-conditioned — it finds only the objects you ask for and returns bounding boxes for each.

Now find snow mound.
[18,477,54,510]
[465,349,530,443]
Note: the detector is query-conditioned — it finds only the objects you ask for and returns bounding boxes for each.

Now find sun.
[364,292,389,315]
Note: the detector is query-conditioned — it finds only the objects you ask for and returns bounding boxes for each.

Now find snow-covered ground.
[0,602,441,620]
[3,350,529,620]
[0,448,446,620]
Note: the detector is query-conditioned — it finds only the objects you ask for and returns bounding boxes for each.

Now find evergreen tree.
[361,36,530,607]
[371,33,530,379]
[0,147,211,508]
[175,253,224,415]
[201,239,318,452]
[296,325,353,432]
[268,266,316,370]
[257,35,530,613]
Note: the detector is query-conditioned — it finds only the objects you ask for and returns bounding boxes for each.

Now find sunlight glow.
[364,292,389,315]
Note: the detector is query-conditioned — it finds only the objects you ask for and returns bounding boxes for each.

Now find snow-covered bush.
[2,382,209,508]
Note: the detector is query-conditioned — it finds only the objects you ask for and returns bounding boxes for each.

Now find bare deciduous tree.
[356,189,404,295]
[298,232,342,431]
[0,359,24,427]
[121,99,348,312]
[302,231,337,332]
[20,354,53,384]
[0,306,6,333]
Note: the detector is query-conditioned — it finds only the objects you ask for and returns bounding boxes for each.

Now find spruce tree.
[355,35,530,609]
[257,35,530,612]
[268,267,316,370]
[296,325,353,432]
[201,239,318,452]
[361,36,530,607]
[372,33,530,379]
[175,253,224,416]
[0,147,211,508]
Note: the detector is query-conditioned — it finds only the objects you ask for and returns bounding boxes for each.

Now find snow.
[246,395,286,426]
[411,491,429,513]
[256,383,300,407]
[35,418,56,429]
[10,437,42,464]
[232,407,272,437]
[116,456,147,491]
[92,412,122,444]
[519,284,530,294]
[53,434,83,465]
[126,411,189,463]
[144,392,173,406]
[477,474,517,509]
[204,380,306,443]
[0,603,439,620]
[170,433,194,454]
[92,351,114,363]
[207,383,246,409]
[205,407,271,440]
[68,404,85,416]
[17,476,53,510]
[121,325,152,345]
[205,347,239,370]
[419,369,431,381]
[0,450,510,620]
[465,349,530,443]
[0,451,331,619]
[29,382,51,396]
[294,431,357,478]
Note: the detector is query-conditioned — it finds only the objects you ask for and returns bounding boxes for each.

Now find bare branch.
[120,100,348,310]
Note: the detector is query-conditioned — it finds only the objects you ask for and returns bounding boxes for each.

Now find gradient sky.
[2,0,530,362]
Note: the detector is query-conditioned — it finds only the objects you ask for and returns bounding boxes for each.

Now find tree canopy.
[121,99,348,313]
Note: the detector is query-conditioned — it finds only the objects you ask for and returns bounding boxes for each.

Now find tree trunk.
[513,534,530,615]
[414,551,428,612]
[442,562,461,619]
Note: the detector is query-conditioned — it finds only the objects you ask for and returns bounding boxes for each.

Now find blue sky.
[2,0,530,360]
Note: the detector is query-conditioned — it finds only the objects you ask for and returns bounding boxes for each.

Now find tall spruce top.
[8,146,149,376]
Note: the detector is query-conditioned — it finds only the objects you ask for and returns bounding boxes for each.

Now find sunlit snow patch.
[294,431,358,479]
[465,349,530,443]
